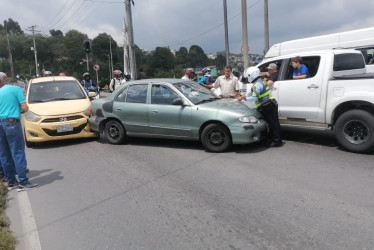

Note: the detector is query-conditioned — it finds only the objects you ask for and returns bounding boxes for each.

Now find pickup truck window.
[285,56,321,80]
[333,53,365,71]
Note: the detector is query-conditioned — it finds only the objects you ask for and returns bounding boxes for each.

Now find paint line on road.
[17,191,42,250]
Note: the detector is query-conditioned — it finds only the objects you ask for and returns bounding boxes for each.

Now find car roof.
[29,76,77,84]
[125,78,192,85]
[261,49,362,64]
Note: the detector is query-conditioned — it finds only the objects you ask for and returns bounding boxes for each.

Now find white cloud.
[2,0,374,55]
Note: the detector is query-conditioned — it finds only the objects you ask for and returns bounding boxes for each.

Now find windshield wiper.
[195,97,219,105]
[30,99,48,103]
[47,97,73,101]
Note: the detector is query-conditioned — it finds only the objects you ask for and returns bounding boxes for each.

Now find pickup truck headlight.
[24,111,41,122]
[239,116,258,123]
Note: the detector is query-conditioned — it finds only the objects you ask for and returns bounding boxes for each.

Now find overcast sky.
[1,0,374,55]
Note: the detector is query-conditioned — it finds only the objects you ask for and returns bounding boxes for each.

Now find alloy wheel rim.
[108,124,120,139]
[208,129,226,146]
[343,120,369,145]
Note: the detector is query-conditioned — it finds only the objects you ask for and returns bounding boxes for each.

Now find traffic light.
[83,40,91,53]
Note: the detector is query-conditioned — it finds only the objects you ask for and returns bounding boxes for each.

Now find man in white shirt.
[201,65,239,98]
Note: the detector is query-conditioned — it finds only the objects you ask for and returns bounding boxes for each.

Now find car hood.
[198,98,259,116]
[28,99,91,116]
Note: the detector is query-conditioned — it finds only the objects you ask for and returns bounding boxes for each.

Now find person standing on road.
[202,65,239,98]
[237,67,282,147]
[81,72,99,94]
[0,72,39,191]
[181,68,195,80]
[198,67,212,85]
[109,70,123,92]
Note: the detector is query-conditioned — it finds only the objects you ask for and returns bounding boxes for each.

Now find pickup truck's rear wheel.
[334,109,374,153]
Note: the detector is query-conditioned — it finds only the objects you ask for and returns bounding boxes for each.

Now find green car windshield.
[172,81,217,105]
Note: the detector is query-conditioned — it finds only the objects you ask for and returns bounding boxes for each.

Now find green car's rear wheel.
[104,120,126,144]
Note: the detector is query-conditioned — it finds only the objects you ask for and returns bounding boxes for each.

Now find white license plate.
[57,124,73,133]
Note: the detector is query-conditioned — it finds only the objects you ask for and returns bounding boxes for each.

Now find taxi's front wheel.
[24,130,35,148]
[104,120,126,144]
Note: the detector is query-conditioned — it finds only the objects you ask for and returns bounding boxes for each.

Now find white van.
[265,27,374,64]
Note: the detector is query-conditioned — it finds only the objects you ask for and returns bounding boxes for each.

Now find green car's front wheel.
[104,120,126,144]
[201,123,232,152]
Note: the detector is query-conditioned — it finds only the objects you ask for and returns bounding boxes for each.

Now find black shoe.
[270,141,283,147]
[17,183,40,192]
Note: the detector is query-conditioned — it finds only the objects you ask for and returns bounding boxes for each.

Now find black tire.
[24,130,35,148]
[104,120,126,144]
[201,123,232,152]
[25,139,35,148]
[334,109,374,153]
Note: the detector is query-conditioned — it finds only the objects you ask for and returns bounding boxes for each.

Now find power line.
[49,1,80,30]
[64,1,103,32]
[83,0,122,3]
[54,1,88,30]
[44,0,73,29]
[55,1,91,30]
[166,0,262,48]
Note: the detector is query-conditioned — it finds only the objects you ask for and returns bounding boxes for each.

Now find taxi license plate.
[57,124,73,133]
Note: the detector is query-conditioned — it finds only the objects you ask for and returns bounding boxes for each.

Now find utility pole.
[26,25,40,77]
[264,0,270,54]
[223,0,230,66]
[123,15,130,76]
[241,0,249,70]
[109,37,114,77]
[5,31,14,79]
[125,0,137,80]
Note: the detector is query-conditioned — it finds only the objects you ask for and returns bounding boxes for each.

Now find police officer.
[237,67,282,147]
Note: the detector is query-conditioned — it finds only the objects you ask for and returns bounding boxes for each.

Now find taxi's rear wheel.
[104,120,126,144]
[201,123,232,152]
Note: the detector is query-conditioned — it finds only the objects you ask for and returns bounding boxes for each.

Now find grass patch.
[0,184,16,250]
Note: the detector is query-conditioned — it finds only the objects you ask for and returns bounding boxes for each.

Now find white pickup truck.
[248,49,374,153]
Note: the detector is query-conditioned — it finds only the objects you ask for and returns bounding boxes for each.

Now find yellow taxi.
[23,76,99,147]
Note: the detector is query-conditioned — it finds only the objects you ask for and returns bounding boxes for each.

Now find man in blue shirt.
[0,72,39,191]
[198,67,212,85]
[291,56,310,79]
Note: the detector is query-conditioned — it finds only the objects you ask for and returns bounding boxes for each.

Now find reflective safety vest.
[252,80,273,107]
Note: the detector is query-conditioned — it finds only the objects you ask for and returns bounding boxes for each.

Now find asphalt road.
[7,128,374,250]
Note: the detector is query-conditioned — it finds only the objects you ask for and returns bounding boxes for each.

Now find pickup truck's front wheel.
[334,109,374,153]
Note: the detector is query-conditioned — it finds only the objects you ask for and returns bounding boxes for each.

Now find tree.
[92,33,118,62]
[146,47,176,77]
[50,29,63,37]
[64,30,88,77]
[187,45,209,67]
[176,47,188,68]
[0,18,24,35]
[214,54,227,70]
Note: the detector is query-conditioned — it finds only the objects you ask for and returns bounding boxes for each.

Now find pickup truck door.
[277,57,323,119]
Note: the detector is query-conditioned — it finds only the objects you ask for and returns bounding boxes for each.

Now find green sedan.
[88,79,267,152]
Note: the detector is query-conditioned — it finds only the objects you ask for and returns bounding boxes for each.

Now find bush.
[0,184,17,250]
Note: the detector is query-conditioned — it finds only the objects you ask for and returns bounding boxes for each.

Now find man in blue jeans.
[0,72,39,191]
